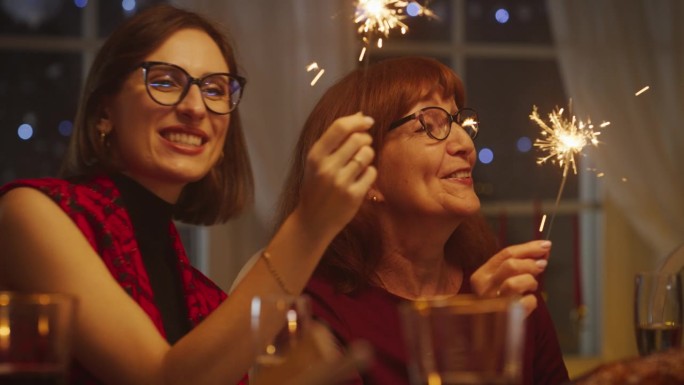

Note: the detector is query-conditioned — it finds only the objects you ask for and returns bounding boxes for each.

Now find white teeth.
[447,170,470,178]
[165,132,202,147]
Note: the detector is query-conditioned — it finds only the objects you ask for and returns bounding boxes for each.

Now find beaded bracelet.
[260,251,292,295]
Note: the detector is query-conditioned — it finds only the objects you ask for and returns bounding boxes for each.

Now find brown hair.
[278,56,498,293]
[60,4,253,225]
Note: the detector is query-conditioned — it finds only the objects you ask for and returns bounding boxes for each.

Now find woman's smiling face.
[103,28,230,202]
[374,91,480,220]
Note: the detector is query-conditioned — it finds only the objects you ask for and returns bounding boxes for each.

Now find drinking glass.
[250,294,313,385]
[0,292,76,385]
[634,271,682,356]
[400,295,525,385]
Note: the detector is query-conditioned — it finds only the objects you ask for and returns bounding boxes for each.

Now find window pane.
[399,0,452,42]
[0,52,81,184]
[98,0,168,37]
[466,0,552,44]
[467,58,573,202]
[0,0,82,36]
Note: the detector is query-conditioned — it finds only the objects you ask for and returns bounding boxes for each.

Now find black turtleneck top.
[110,173,192,344]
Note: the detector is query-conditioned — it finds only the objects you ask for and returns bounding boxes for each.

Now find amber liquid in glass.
[635,322,683,356]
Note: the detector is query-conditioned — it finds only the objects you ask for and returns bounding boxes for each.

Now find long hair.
[60,4,253,225]
[278,56,498,293]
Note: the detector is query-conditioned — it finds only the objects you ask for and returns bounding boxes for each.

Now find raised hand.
[296,112,377,236]
[469,240,551,316]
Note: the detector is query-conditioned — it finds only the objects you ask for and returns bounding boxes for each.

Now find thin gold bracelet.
[260,251,292,295]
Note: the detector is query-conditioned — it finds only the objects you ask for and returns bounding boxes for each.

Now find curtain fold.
[547,0,684,263]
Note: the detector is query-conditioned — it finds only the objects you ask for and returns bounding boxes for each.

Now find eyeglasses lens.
[458,109,479,139]
[419,109,452,140]
[145,64,241,114]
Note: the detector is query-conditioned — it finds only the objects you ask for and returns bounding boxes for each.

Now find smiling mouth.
[444,170,471,179]
[162,132,205,147]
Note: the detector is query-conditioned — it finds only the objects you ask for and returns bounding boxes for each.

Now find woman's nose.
[176,84,207,118]
[445,123,476,156]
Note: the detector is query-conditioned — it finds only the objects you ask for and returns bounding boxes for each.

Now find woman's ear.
[96,117,113,135]
[97,99,114,135]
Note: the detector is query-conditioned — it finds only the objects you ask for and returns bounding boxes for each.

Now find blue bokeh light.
[18,124,34,140]
[122,0,136,12]
[495,8,510,24]
[58,120,73,137]
[406,2,421,17]
[478,148,494,164]
[74,0,88,8]
[516,136,533,152]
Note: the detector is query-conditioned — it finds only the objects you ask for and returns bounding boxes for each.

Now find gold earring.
[97,118,112,147]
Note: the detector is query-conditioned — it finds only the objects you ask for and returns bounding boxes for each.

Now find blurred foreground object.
[568,349,684,385]
[252,321,373,385]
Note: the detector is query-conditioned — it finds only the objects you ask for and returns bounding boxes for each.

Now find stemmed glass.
[400,295,525,385]
[250,294,313,385]
[634,271,683,355]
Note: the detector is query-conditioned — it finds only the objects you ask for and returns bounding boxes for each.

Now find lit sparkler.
[530,104,609,238]
[354,0,435,60]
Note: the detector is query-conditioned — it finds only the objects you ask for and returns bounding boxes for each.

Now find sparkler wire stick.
[544,162,570,239]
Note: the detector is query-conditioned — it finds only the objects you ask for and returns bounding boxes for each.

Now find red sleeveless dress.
[0,175,247,385]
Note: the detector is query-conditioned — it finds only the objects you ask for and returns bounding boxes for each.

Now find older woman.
[0,5,375,385]
[277,56,569,385]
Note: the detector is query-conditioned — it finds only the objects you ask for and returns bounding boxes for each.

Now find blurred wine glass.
[400,295,525,385]
[634,272,683,356]
[0,292,76,385]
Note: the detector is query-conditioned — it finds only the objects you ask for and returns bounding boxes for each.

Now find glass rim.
[635,271,682,277]
[403,294,521,314]
[0,291,77,306]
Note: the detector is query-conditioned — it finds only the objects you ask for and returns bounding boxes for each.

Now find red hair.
[278,57,498,292]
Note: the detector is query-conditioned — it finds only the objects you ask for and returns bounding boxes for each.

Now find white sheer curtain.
[547,0,684,262]
[547,0,684,361]
[170,0,357,286]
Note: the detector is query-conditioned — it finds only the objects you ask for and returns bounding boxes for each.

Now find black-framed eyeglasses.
[388,106,480,141]
[139,61,246,115]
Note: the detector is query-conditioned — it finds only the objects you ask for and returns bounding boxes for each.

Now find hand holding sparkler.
[530,103,609,239]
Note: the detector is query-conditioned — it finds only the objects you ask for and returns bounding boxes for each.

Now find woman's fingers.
[498,273,539,297]
[470,240,552,301]
[479,240,551,275]
[297,113,377,235]
[308,113,374,162]
[518,294,539,317]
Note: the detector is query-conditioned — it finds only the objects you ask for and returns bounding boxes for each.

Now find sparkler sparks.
[354,0,434,52]
[354,0,409,39]
[530,103,609,238]
[635,86,650,96]
[530,105,605,177]
[306,62,325,86]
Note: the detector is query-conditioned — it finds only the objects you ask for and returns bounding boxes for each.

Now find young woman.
[0,5,375,385]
